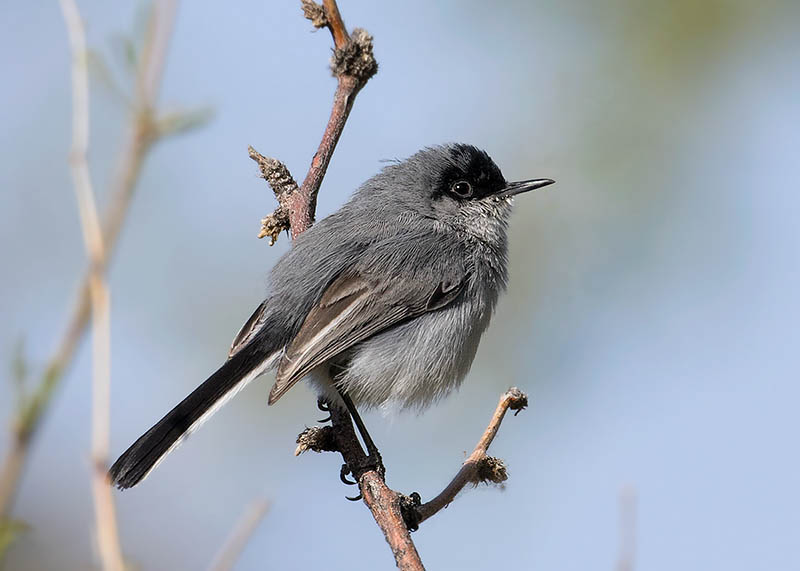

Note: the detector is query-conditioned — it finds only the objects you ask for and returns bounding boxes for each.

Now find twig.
[248,147,297,245]
[328,404,424,568]
[253,0,376,242]
[208,499,270,571]
[416,388,529,523]
[0,0,182,536]
[320,0,348,48]
[59,0,124,569]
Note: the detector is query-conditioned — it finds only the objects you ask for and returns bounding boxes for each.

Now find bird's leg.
[336,388,385,479]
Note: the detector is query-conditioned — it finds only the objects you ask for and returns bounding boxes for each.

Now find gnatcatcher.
[109,143,553,489]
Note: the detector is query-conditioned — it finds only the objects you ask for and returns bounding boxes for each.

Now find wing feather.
[228,301,268,358]
[268,271,464,404]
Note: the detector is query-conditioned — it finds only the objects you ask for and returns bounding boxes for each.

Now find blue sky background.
[1,0,799,569]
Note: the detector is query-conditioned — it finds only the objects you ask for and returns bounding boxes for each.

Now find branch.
[209,499,270,571]
[59,0,124,568]
[326,404,423,568]
[252,0,377,242]
[416,388,529,523]
[248,147,297,246]
[0,0,201,539]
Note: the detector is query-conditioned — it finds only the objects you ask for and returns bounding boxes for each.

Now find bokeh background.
[2,0,799,569]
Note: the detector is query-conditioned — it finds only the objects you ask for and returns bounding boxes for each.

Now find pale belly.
[307,295,493,412]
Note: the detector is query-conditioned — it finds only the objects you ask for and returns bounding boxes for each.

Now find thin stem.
[417,388,528,523]
[321,0,349,48]
[59,0,123,568]
[291,76,359,237]
[208,499,270,571]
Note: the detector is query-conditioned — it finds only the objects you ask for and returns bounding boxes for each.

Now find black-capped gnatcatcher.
[109,143,554,489]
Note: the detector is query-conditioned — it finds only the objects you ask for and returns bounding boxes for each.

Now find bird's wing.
[228,301,268,358]
[268,270,465,404]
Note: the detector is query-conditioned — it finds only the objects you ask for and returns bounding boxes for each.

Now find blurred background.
[2,0,799,569]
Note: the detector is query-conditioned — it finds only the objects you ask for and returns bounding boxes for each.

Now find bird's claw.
[340,463,357,485]
[340,463,362,500]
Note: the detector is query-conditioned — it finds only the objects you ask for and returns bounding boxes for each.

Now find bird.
[109,143,553,489]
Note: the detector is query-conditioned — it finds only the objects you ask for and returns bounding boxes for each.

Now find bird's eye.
[450,181,473,198]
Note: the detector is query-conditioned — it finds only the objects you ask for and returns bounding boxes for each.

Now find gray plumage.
[109,143,553,489]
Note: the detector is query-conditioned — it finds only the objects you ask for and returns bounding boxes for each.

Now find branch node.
[331,28,378,84]
[248,146,299,198]
[301,0,328,29]
[249,145,299,245]
[295,426,338,456]
[257,208,290,245]
[472,456,508,486]
[506,386,529,415]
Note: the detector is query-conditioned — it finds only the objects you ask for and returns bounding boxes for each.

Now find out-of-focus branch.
[208,499,270,571]
[416,388,529,523]
[616,486,637,571]
[0,0,196,536]
[59,1,124,568]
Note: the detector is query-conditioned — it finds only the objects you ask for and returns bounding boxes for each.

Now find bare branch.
[59,0,123,568]
[253,0,376,242]
[416,388,528,523]
[327,402,424,569]
[0,0,189,537]
[301,0,328,30]
[294,425,337,456]
[209,499,270,571]
[321,0,349,48]
[361,473,423,570]
[248,147,297,244]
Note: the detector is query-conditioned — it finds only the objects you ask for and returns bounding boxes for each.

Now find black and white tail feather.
[108,334,279,489]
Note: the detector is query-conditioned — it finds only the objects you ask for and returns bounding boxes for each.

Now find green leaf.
[0,519,30,559]
[10,337,27,410]
[87,49,130,107]
[156,107,216,138]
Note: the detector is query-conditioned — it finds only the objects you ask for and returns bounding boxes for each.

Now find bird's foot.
[340,452,386,501]
[356,448,385,480]
[341,453,385,482]
[398,492,422,532]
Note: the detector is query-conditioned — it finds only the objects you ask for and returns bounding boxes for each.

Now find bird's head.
[371,143,553,244]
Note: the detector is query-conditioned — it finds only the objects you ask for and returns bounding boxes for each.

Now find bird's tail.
[109,341,278,489]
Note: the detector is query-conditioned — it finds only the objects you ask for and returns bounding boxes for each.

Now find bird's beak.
[499,178,555,198]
